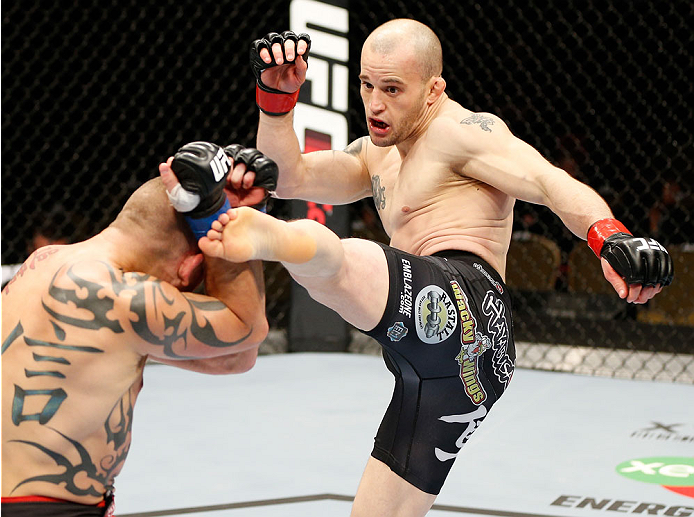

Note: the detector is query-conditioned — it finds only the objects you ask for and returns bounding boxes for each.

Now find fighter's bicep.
[294,142,372,203]
[120,275,254,360]
[445,118,560,205]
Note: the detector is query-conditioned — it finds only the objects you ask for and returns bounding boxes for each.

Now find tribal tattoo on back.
[2,260,240,497]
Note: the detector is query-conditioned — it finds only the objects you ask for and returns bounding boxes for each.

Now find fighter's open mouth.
[370,119,389,130]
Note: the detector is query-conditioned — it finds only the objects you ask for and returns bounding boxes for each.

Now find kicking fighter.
[1,143,273,516]
[220,19,673,517]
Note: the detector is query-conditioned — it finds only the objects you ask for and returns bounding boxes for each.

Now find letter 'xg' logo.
[617,457,694,487]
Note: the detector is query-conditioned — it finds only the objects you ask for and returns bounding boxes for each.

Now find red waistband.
[1,495,106,506]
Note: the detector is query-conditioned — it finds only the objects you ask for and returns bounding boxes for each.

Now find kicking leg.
[351,457,436,517]
[200,207,388,330]
[203,208,439,515]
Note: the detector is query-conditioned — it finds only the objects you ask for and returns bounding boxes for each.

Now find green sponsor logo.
[616,457,694,487]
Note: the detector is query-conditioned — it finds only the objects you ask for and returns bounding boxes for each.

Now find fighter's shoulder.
[430,110,509,137]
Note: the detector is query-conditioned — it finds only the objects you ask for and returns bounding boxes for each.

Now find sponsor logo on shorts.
[386,322,408,342]
[434,405,488,462]
[482,291,514,386]
[450,280,490,405]
[398,258,413,318]
[414,285,457,344]
[473,262,504,294]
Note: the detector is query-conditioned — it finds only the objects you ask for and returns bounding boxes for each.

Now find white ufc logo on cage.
[290,0,349,151]
[635,238,668,253]
[210,148,230,182]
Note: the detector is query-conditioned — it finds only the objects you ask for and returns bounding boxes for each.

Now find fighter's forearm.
[151,347,259,374]
[256,111,306,198]
[541,171,615,239]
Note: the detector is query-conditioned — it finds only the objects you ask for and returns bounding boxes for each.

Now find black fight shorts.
[364,246,516,494]
[1,495,113,517]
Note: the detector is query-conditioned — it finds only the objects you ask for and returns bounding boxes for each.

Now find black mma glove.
[250,31,311,116]
[170,141,231,239]
[224,144,279,212]
[587,218,674,287]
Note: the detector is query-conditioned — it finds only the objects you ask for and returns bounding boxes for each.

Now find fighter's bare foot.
[199,207,317,264]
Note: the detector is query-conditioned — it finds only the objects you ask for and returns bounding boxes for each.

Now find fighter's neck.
[88,228,146,274]
[395,93,450,158]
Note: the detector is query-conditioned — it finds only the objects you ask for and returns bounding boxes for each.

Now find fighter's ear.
[177,252,204,289]
[427,76,446,105]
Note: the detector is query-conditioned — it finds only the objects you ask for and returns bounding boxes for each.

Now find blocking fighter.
[1,143,273,516]
[215,19,673,517]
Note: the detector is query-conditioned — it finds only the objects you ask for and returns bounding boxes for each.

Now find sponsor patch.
[386,322,408,342]
[473,262,504,294]
[450,280,490,405]
[414,285,457,344]
[481,291,513,386]
[398,258,413,318]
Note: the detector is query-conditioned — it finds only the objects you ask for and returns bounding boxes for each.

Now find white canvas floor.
[114,353,694,517]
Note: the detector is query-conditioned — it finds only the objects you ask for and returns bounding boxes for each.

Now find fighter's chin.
[368,131,397,147]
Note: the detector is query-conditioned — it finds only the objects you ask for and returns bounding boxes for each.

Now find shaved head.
[111,177,196,259]
[364,19,443,80]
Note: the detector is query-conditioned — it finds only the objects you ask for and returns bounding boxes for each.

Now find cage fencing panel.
[2,0,692,381]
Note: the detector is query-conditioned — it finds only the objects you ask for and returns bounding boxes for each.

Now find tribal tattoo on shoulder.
[460,114,495,132]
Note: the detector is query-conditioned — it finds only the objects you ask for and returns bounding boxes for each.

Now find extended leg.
[199,207,388,330]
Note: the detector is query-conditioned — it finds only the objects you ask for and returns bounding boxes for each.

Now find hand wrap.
[250,31,311,116]
[587,218,674,287]
[170,141,232,239]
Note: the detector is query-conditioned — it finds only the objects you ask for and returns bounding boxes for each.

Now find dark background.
[2,1,692,377]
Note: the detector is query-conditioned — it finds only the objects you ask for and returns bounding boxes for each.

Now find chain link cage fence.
[2,1,692,382]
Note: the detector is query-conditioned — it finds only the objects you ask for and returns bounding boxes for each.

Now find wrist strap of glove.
[185,198,231,240]
[587,218,632,257]
[256,84,300,116]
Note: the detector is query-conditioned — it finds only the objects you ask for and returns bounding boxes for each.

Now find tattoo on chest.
[371,175,386,210]
[460,114,494,132]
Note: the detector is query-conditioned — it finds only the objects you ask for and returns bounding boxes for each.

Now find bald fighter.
[229,19,673,517]
[1,145,271,516]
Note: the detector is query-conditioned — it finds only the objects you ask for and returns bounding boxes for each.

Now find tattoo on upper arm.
[460,114,494,132]
[371,175,386,210]
[344,137,365,157]
[124,273,252,358]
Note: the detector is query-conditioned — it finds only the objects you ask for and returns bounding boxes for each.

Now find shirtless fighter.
[1,143,273,516]
[207,19,672,517]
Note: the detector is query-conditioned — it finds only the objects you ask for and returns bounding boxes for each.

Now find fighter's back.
[2,242,145,504]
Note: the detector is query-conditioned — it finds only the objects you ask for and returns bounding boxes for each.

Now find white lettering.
[434,405,487,462]
[621,460,663,474]
[291,0,349,151]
